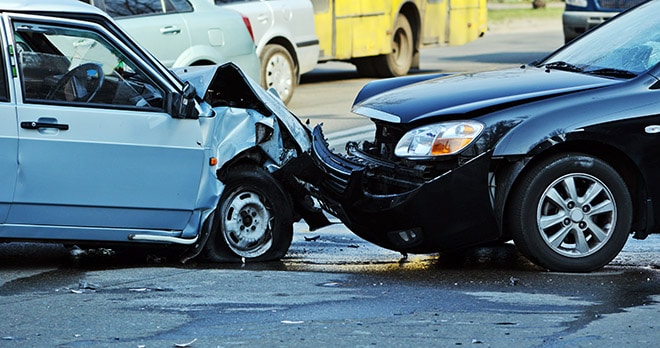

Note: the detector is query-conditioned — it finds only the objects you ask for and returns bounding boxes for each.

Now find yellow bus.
[311,0,487,77]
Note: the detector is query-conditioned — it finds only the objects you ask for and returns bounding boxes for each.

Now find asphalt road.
[1,19,659,348]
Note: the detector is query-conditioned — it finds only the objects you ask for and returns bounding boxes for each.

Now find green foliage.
[488,7,563,23]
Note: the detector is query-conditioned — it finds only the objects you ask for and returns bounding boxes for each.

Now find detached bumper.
[308,125,500,253]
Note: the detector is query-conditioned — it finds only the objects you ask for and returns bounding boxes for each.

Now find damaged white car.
[0,0,328,262]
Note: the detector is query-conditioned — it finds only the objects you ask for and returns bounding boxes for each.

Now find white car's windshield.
[542,0,660,78]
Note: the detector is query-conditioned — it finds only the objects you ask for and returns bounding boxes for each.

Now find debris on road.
[174,338,197,347]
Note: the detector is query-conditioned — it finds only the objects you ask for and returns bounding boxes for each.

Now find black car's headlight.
[394,120,484,158]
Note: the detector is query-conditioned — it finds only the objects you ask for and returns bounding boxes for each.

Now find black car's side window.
[13,21,164,109]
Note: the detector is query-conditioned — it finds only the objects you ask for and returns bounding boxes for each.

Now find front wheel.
[203,165,293,262]
[508,153,632,272]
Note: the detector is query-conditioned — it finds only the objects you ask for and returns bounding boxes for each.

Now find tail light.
[241,15,255,42]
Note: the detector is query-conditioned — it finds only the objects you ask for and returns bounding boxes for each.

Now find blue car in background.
[563,0,647,43]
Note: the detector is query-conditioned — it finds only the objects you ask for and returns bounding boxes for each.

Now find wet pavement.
[0,219,657,347]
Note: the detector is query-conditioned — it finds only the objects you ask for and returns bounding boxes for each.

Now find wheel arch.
[496,140,650,239]
[190,59,215,66]
[261,37,300,78]
[216,148,268,183]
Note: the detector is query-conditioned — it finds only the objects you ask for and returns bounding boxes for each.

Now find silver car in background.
[85,0,261,81]
[216,0,319,104]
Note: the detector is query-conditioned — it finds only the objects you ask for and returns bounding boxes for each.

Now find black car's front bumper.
[307,125,501,253]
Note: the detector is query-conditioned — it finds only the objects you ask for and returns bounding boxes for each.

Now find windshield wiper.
[543,61,583,73]
[584,68,638,79]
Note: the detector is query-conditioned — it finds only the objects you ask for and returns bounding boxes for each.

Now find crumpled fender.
[174,62,319,244]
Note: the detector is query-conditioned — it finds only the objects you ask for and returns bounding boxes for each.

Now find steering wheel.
[46,63,104,102]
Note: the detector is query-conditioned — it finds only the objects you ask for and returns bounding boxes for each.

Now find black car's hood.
[352,67,620,124]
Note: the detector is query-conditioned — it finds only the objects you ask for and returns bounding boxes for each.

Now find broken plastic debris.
[69,245,85,257]
[174,338,197,347]
[281,320,304,324]
[78,281,100,290]
[129,288,150,292]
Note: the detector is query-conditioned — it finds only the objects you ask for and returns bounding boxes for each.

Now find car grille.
[596,0,645,10]
[319,160,351,196]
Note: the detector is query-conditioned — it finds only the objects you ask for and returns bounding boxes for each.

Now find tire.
[260,44,296,105]
[374,15,413,77]
[203,165,293,262]
[508,153,632,272]
[354,57,379,77]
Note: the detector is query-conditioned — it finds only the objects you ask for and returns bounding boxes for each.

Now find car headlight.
[565,0,588,7]
[394,120,484,158]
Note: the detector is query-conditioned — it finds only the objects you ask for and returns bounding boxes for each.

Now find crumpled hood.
[352,67,621,123]
[173,63,311,151]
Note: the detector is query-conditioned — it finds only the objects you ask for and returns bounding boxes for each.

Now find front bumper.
[307,126,500,253]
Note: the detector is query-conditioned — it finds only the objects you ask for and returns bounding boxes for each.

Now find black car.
[303,0,660,272]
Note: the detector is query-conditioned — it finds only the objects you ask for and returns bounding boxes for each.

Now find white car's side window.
[13,21,164,109]
[0,39,8,102]
[100,0,192,18]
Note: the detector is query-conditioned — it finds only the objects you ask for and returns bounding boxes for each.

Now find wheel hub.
[569,209,585,223]
[222,190,273,257]
[537,173,616,258]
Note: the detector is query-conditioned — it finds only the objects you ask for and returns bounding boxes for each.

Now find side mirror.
[172,81,198,119]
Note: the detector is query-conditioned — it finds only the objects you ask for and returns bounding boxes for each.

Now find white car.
[84,0,261,82]
[216,0,319,104]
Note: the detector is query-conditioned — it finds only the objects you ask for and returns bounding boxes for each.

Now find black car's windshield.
[542,0,660,78]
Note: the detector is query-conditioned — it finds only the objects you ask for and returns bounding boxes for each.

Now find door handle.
[160,26,181,35]
[20,121,69,131]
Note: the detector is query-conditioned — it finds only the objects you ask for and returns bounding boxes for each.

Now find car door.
[220,0,274,48]
[102,0,192,67]
[7,16,204,235]
[0,31,17,224]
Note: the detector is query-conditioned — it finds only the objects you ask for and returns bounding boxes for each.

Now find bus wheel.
[376,15,413,77]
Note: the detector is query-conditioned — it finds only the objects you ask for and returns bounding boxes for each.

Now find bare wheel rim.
[265,52,293,102]
[222,190,273,258]
[536,173,616,258]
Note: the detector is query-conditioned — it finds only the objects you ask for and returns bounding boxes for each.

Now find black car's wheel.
[508,153,631,272]
[203,165,293,262]
[261,44,296,105]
